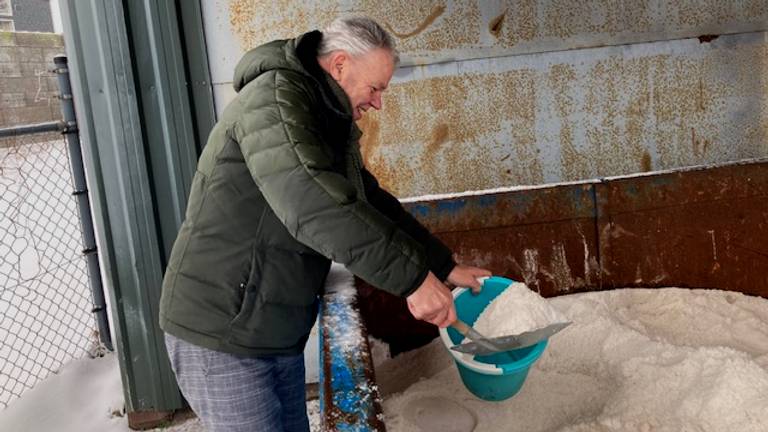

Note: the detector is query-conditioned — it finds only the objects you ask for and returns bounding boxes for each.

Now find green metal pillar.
[59,0,214,428]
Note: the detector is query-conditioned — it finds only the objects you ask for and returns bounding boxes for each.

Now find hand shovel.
[450,319,504,353]
[450,320,572,356]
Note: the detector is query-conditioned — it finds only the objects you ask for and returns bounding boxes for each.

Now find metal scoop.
[450,319,504,353]
[451,321,572,356]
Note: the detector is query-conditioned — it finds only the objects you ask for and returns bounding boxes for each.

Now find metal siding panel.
[60,0,187,415]
[202,2,768,197]
[178,1,218,151]
[127,0,199,262]
[212,0,768,68]
[596,161,768,297]
[405,183,600,296]
[366,33,768,196]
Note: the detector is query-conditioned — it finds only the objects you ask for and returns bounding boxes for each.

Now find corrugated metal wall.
[201,0,767,197]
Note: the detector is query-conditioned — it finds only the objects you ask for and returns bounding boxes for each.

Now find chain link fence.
[0,72,105,408]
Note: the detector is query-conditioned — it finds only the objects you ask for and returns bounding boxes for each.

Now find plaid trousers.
[164,333,309,432]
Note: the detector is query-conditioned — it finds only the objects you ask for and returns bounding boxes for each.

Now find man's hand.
[447,265,492,294]
[406,272,456,328]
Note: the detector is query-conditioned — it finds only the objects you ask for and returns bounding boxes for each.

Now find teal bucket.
[439,276,548,401]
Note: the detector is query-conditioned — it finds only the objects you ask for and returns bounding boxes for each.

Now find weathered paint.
[319,275,384,431]
[405,182,600,296]
[404,160,768,298]
[595,160,768,297]
[210,1,768,68]
[364,32,768,196]
[202,2,767,198]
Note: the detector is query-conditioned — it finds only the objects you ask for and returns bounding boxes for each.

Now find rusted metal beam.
[404,183,601,297]
[403,160,768,299]
[319,269,385,432]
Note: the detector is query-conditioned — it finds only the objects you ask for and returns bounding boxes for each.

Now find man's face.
[337,49,395,120]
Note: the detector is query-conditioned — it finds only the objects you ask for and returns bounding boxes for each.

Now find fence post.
[53,55,113,351]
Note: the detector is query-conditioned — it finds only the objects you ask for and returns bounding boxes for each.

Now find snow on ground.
[0,352,322,432]
[1,140,98,409]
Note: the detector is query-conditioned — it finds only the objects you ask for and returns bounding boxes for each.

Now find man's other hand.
[447,265,492,294]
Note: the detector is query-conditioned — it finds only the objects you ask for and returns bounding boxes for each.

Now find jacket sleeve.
[361,168,456,282]
[235,70,428,297]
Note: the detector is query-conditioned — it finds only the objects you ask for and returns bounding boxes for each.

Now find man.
[159,16,490,431]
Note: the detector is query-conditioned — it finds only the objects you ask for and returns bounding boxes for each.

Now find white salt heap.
[379,288,768,432]
[473,282,568,338]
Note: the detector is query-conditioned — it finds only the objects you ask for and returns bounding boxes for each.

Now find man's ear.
[330,51,349,81]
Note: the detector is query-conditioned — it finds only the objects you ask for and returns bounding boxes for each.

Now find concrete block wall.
[0,31,63,137]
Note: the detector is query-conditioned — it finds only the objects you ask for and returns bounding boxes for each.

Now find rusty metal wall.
[405,159,768,298]
[595,160,768,297]
[365,32,768,196]
[202,0,768,197]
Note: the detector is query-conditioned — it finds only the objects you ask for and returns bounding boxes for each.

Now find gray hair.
[318,16,400,65]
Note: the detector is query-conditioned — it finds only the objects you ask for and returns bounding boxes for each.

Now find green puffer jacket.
[159,31,455,356]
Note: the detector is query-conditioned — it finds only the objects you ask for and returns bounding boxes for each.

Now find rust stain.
[358,116,380,163]
[228,0,259,50]
[691,128,697,155]
[361,27,764,196]
[489,9,507,38]
[361,0,480,54]
[384,4,446,39]
[227,0,336,50]
[225,1,768,61]
[541,0,651,41]
[641,151,652,172]
[698,34,720,43]
[364,69,541,196]
[550,63,591,180]
[427,123,450,153]
[691,128,712,157]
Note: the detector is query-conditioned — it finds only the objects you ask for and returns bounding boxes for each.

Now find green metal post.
[59,0,215,428]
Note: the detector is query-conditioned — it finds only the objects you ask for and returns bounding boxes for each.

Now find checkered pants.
[164,333,309,432]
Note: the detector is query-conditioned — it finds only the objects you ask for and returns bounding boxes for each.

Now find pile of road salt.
[473,281,568,338]
[377,287,768,432]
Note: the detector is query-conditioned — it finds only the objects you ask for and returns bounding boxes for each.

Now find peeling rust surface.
[405,183,599,296]
[223,1,767,61]
[405,183,595,233]
[319,290,385,431]
[360,68,542,196]
[363,34,767,197]
[405,161,768,299]
[438,222,601,297]
[596,161,768,298]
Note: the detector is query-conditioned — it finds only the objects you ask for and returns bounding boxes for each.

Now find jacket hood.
[233,31,317,93]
